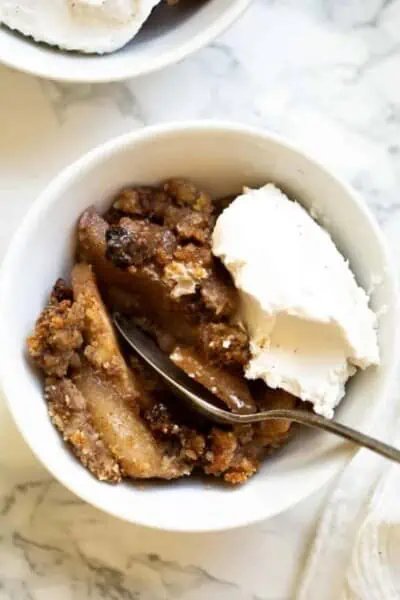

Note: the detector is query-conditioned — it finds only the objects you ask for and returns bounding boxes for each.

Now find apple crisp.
[27,179,297,485]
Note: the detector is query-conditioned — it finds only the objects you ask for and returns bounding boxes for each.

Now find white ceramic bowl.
[0,122,397,532]
[0,0,250,83]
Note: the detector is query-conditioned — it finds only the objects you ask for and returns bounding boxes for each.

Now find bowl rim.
[0,120,398,532]
[0,0,252,83]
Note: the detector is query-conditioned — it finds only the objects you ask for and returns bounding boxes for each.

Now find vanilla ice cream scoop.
[212,184,380,419]
[0,0,162,54]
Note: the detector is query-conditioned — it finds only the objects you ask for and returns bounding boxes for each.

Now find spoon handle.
[239,409,400,464]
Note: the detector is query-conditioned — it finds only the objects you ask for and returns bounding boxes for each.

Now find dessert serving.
[0,0,191,54]
[27,179,380,487]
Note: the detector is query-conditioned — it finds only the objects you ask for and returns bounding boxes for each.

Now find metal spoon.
[114,313,400,465]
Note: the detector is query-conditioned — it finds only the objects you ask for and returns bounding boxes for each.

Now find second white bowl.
[0,0,251,82]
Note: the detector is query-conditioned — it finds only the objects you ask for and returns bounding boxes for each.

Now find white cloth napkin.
[297,381,400,600]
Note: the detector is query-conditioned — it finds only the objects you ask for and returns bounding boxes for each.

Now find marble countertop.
[1,0,400,598]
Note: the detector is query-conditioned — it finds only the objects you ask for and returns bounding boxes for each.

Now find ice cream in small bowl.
[0,0,251,82]
[0,122,397,532]
[212,184,381,421]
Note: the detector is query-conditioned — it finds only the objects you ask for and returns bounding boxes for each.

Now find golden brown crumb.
[205,429,237,475]
[200,322,250,367]
[45,377,122,483]
[164,179,213,213]
[27,281,84,378]
[224,457,259,485]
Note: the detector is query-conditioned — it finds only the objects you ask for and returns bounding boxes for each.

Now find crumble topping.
[27,179,297,486]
